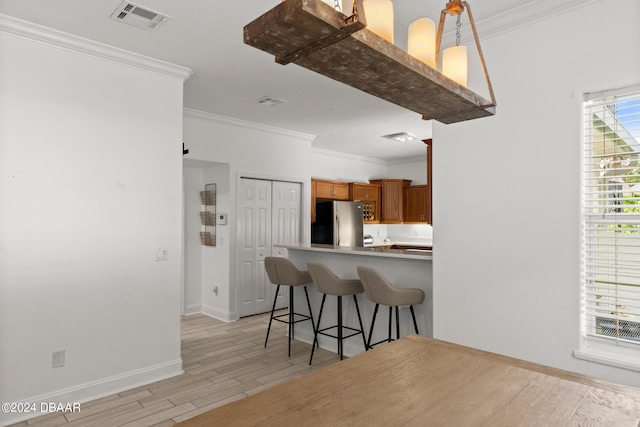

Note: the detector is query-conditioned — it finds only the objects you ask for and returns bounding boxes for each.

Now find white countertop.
[363,235,432,247]
[275,243,432,261]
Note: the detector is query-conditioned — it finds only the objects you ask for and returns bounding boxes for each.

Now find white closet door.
[237,178,273,317]
[270,181,302,310]
[272,181,302,250]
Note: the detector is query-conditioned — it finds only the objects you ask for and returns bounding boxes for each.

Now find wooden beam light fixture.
[243,0,496,124]
[434,1,496,107]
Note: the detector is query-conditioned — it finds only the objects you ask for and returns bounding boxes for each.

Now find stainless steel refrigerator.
[311,201,364,247]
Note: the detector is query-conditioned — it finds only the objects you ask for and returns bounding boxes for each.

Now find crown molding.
[184,108,317,143]
[311,147,388,165]
[0,13,192,81]
[477,0,603,41]
[438,0,603,46]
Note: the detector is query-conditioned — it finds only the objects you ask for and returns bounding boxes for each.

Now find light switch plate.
[155,248,168,261]
[52,350,65,368]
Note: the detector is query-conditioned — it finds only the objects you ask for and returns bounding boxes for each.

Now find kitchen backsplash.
[364,223,433,244]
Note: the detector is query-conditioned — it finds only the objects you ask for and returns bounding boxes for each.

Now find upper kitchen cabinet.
[370,179,411,223]
[404,185,431,223]
[349,182,381,223]
[314,179,349,200]
[311,178,349,223]
[311,179,317,223]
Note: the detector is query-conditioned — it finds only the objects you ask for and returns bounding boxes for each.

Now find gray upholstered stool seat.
[357,266,425,349]
[264,257,317,357]
[307,262,368,364]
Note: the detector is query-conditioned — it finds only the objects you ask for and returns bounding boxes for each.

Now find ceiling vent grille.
[254,96,287,107]
[110,1,170,30]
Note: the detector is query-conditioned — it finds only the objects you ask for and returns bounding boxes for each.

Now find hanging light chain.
[455,14,461,46]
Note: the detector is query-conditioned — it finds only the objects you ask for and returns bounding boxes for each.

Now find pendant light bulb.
[408,18,436,68]
[442,45,467,87]
[363,0,394,44]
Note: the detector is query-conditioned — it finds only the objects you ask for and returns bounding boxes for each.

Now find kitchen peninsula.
[274,243,432,357]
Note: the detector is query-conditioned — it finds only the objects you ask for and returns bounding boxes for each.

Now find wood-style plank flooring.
[10,311,338,427]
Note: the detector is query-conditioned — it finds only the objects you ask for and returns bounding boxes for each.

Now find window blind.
[583,88,640,344]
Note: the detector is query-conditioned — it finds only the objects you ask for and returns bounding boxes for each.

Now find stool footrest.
[272,312,313,325]
[317,325,363,341]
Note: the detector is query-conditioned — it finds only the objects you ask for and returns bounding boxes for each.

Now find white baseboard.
[289,329,367,359]
[0,359,183,427]
[201,304,237,322]
[183,303,202,316]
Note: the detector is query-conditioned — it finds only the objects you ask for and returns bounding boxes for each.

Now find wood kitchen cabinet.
[314,179,349,200]
[369,179,411,223]
[311,178,349,223]
[311,179,317,223]
[404,185,431,223]
[349,182,381,223]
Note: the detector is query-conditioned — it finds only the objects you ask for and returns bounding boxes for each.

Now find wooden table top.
[176,335,640,426]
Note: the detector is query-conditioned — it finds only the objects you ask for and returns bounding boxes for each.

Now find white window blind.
[582,87,640,345]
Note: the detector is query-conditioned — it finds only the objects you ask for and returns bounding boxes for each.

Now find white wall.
[201,163,232,319]
[0,17,190,425]
[387,156,428,185]
[183,162,231,318]
[182,110,391,321]
[310,148,389,183]
[183,166,205,315]
[183,111,314,321]
[433,0,640,386]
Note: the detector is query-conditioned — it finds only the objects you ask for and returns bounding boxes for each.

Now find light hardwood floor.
[10,311,338,427]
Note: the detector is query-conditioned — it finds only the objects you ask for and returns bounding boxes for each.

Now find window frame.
[576,84,640,369]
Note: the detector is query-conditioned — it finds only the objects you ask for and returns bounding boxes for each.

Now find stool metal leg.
[387,306,393,343]
[353,295,368,351]
[288,286,294,357]
[303,286,318,348]
[264,285,281,348]
[410,305,419,334]
[395,306,400,340]
[337,296,343,360]
[309,294,327,365]
[367,303,379,350]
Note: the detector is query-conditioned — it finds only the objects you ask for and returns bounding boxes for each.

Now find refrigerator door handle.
[335,214,340,245]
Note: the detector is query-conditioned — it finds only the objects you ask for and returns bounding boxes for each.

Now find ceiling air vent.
[254,96,287,107]
[110,1,170,30]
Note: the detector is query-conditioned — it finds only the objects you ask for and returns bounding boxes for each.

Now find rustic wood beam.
[244,0,496,124]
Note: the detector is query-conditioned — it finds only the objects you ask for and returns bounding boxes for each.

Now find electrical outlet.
[52,350,65,369]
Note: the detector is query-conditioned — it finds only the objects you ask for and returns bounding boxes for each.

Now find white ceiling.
[0,0,589,160]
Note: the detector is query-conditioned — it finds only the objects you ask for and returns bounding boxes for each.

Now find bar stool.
[307,262,367,364]
[264,257,317,357]
[357,266,425,349]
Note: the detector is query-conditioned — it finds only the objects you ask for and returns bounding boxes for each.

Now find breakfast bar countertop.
[274,243,432,261]
[277,242,434,343]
